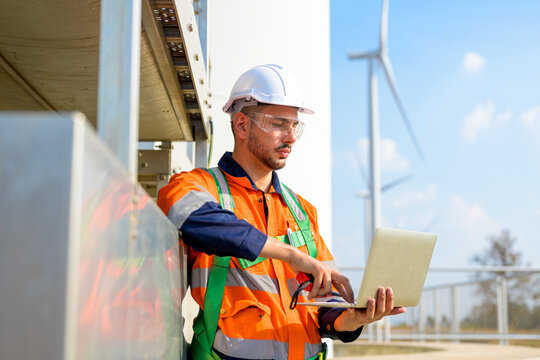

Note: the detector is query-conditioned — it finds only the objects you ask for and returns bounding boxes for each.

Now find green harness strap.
[281,184,317,259]
[190,168,233,360]
[190,167,317,359]
[238,183,317,268]
[191,254,230,360]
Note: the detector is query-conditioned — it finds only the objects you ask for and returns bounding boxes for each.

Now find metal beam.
[450,286,459,343]
[97,0,142,181]
[141,0,192,141]
[341,266,540,273]
[390,334,540,341]
[174,0,211,139]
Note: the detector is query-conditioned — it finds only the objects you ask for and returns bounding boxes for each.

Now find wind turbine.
[348,0,424,253]
[356,174,413,259]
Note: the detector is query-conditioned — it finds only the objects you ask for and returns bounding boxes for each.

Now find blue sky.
[330,0,540,279]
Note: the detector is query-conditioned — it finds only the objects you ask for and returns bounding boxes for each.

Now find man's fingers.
[315,270,333,298]
[300,259,353,300]
[385,287,395,314]
[390,307,406,315]
[366,297,376,320]
[309,280,331,299]
[332,272,354,303]
[320,278,332,296]
[308,274,322,300]
[333,282,353,303]
[375,287,386,318]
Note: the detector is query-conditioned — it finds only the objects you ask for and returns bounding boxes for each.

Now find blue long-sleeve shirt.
[159,152,362,343]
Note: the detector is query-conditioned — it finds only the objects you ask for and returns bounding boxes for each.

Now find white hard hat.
[222,64,314,115]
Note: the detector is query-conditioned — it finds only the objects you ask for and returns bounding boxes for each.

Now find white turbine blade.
[347,49,378,59]
[380,0,389,52]
[380,54,425,160]
[381,174,413,193]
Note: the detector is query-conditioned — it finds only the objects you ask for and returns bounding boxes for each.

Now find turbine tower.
[348,0,423,253]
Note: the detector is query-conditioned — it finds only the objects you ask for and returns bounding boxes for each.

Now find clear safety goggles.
[249,112,305,139]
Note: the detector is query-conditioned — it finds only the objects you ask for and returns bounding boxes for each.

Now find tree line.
[461,229,540,331]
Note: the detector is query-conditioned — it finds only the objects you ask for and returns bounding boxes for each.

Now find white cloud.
[386,185,437,232]
[496,110,512,124]
[434,195,502,265]
[461,52,486,73]
[447,195,499,233]
[519,106,540,141]
[461,101,494,142]
[392,184,437,209]
[520,106,540,126]
[395,210,436,232]
[461,101,511,142]
[533,208,540,218]
[354,137,410,174]
[381,194,503,266]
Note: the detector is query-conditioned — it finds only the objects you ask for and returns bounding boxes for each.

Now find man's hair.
[230,104,263,139]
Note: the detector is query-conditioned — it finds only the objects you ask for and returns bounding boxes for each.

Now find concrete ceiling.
[0,0,210,142]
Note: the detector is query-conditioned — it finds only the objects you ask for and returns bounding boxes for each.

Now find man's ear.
[232,112,249,140]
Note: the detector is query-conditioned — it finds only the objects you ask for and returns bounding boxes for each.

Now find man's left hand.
[334,287,406,332]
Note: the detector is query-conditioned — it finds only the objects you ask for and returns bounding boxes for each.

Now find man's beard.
[248,130,289,170]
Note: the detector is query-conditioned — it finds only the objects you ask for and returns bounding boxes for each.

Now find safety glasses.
[249,112,305,140]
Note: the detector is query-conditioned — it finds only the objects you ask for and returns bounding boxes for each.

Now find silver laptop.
[298,227,436,308]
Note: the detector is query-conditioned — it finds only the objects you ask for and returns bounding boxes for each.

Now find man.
[158,64,405,360]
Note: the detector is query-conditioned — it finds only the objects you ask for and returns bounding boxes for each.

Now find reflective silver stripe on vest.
[281,184,306,221]
[209,167,233,211]
[190,267,211,289]
[304,342,323,359]
[226,267,279,294]
[167,188,216,229]
[288,278,309,299]
[191,267,279,294]
[214,330,323,359]
[214,330,289,359]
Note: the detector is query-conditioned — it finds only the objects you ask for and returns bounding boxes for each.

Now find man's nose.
[282,128,297,144]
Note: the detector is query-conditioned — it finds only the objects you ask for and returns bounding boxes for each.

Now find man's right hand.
[259,237,354,301]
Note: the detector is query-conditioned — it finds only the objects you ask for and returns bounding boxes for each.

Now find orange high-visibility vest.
[158,167,337,359]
